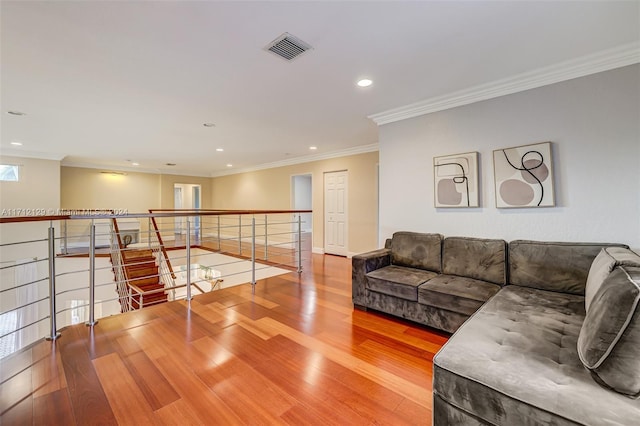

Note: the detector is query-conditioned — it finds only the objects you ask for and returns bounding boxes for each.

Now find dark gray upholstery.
[351,248,390,307]
[509,240,628,295]
[354,232,513,333]
[366,290,406,319]
[390,231,442,272]
[442,237,507,285]
[433,285,640,425]
[366,265,438,301]
[418,275,501,316]
[578,266,640,398]
[403,302,469,334]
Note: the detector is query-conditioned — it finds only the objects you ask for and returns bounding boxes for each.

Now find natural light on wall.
[0,165,19,181]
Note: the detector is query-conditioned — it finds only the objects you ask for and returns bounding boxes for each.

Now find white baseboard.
[312,247,325,254]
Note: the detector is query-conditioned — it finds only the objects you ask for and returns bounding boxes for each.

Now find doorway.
[291,174,312,253]
[291,174,312,232]
[173,183,201,235]
[324,170,348,256]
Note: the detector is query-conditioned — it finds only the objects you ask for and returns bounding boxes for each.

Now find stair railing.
[109,218,133,312]
[147,218,176,299]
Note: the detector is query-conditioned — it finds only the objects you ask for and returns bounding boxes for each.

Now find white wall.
[379,65,640,248]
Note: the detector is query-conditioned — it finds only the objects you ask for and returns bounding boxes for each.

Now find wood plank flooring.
[0,253,448,425]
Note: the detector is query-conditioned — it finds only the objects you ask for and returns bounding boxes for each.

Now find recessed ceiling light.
[357,79,373,87]
[165,163,176,166]
[216,148,224,152]
[226,164,233,167]
[132,162,140,166]
[309,146,317,150]
[10,141,23,146]
[7,111,26,116]
[203,123,215,127]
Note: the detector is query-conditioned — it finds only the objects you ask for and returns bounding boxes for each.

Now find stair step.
[122,249,154,260]
[128,276,161,286]
[125,266,158,278]
[123,257,155,266]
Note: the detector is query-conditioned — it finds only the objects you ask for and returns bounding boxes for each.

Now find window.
[0,165,19,182]
[0,311,17,359]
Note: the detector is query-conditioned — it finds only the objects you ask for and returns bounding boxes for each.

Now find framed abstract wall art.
[493,142,555,208]
[433,151,479,208]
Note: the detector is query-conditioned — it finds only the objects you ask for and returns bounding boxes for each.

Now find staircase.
[121,248,167,309]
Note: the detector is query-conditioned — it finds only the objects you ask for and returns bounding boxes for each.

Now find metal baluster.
[264,214,268,261]
[238,215,242,255]
[297,215,302,273]
[217,215,221,251]
[186,219,192,303]
[251,217,256,293]
[63,220,68,255]
[46,225,61,340]
[86,221,98,326]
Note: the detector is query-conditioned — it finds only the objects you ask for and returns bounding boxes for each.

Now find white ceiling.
[1,1,638,177]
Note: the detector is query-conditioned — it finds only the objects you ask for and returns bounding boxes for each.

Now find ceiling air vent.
[265,32,312,61]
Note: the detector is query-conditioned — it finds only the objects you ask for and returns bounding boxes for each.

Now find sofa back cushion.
[585,247,640,311]
[442,237,507,285]
[577,265,640,398]
[509,240,628,295]
[390,232,442,272]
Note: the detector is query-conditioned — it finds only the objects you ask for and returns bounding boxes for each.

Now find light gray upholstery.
[433,286,640,425]
[578,265,640,398]
[418,275,501,316]
[509,240,628,295]
[390,231,442,272]
[442,237,507,285]
[366,265,438,301]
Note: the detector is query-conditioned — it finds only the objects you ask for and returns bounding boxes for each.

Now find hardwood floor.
[0,253,449,425]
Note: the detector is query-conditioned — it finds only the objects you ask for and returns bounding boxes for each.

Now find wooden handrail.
[0,209,312,224]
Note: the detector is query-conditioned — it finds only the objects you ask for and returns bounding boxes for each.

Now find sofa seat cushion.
[366,265,438,301]
[418,274,501,316]
[433,286,640,425]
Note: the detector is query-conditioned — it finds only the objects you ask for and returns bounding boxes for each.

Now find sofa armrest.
[352,248,391,307]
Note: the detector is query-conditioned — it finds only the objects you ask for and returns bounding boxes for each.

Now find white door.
[324,171,348,256]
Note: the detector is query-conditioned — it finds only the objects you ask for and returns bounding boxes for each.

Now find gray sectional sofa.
[352,233,640,425]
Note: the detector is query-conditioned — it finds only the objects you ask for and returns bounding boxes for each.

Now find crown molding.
[58,144,379,178]
[0,149,66,161]
[369,42,640,126]
[209,143,379,177]
[61,161,212,178]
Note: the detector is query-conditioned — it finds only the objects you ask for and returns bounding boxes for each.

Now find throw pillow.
[584,247,640,311]
[577,265,640,398]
